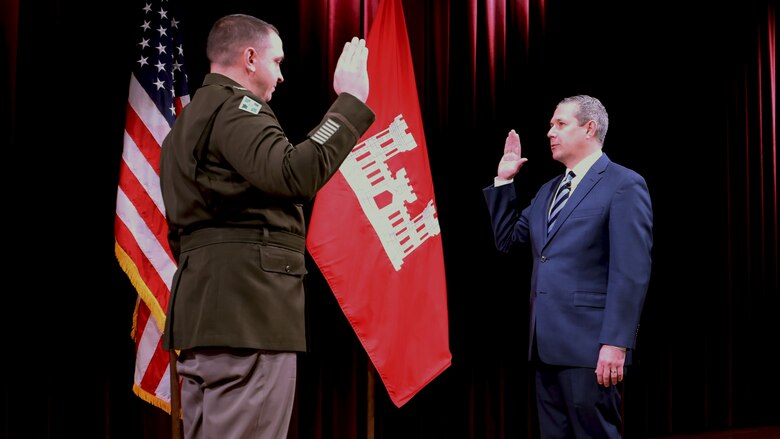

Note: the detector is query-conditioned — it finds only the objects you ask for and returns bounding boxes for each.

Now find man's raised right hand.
[333,37,369,102]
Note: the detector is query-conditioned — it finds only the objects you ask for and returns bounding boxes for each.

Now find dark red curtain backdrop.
[3,1,776,438]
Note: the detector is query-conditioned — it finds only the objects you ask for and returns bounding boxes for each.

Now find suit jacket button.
[540,256,547,262]
[285,265,291,273]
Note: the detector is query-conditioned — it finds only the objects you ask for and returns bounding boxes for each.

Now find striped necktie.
[547,171,575,234]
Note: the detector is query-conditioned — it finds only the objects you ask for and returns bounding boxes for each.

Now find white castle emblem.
[340,114,441,271]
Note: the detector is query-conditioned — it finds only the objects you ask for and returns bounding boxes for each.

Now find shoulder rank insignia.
[239,96,262,114]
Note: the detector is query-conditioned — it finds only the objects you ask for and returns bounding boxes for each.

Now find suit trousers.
[534,362,623,439]
[177,348,297,439]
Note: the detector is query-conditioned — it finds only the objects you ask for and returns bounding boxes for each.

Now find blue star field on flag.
[133,0,190,126]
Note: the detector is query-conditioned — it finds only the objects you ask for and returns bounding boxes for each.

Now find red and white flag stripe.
[115,0,190,412]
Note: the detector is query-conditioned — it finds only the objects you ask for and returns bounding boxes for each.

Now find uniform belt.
[180,227,305,253]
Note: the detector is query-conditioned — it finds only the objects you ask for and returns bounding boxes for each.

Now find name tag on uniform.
[239,96,262,114]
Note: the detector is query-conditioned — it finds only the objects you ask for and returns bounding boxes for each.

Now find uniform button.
[540,256,548,262]
[285,265,291,273]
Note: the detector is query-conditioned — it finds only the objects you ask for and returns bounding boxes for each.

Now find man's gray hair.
[559,95,609,144]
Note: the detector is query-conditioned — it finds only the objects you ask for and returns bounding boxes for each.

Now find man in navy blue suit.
[483,95,653,438]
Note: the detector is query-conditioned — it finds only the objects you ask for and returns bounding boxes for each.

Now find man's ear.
[585,120,596,137]
[244,47,257,72]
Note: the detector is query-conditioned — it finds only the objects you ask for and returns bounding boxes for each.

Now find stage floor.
[657,426,780,439]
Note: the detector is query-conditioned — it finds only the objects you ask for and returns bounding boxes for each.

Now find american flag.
[115,0,190,413]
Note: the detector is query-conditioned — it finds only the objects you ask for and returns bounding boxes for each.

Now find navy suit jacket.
[483,153,653,368]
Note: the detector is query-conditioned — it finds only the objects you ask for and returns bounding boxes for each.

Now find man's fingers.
[338,37,366,69]
[337,41,352,68]
[337,39,356,68]
[357,42,368,69]
[504,129,522,154]
[333,37,370,101]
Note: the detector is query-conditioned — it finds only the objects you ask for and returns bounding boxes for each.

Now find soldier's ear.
[244,47,257,72]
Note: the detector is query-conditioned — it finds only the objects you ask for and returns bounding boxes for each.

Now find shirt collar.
[568,149,602,189]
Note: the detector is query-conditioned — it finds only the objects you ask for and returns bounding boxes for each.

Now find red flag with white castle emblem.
[306,0,451,408]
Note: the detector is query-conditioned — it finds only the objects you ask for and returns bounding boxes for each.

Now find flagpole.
[367,360,375,439]
[170,352,182,439]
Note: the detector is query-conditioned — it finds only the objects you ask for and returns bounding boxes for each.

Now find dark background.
[3,0,777,438]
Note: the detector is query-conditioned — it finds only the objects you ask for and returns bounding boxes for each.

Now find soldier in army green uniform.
[159,13,375,439]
